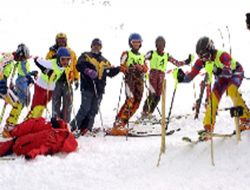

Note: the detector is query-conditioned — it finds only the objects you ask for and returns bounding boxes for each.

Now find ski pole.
[92,80,104,129]
[194,73,208,119]
[218,28,225,49]
[115,76,124,115]
[226,25,232,55]
[165,69,179,130]
[157,79,166,167]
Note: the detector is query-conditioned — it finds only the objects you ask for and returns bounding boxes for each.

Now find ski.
[182,136,203,144]
[0,156,15,161]
[73,127,103,139]
[128,128,180,137]
[182,131,236,144]
[130,113,192,125]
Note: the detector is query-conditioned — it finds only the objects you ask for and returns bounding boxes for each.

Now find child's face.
[91,44,102,54]
[131,40,141,50]
[60,57,71,67]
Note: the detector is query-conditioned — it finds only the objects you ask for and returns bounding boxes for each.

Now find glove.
[0,80,8,95]
[174,68,185,83]
[229,106,243,118]
[74,80,79,90]
[33,56,38,62]
[26,74,34,85]
[51,117,60,128]
[9,82,14,90]
[120,65,128,74]
[84,68,97,80]
[212,67,222,76]
[134,64,144,72]
[30,70,38,78]
[185,54,194,65]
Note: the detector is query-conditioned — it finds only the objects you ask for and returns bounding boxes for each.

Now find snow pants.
[203,77,250,131]
[25,84,53,120]
[114,72,144,126]
[5,76,31,127]
[70,89,102,131]
[52,80,73,123]
[142,69,164,114]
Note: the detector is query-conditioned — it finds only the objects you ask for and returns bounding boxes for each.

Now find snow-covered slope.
[0,0,250,189]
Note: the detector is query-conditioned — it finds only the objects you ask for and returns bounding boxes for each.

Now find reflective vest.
[205,50,237,83]
[126,51,144,67]
[17,60,30,77]
[41,59,64,84]
[149,51,169,72]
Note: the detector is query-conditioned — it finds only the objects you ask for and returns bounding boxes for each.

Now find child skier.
[2,44,38,137]
[109,33,148,136]
[46,33,79,123]
[25,47,71,120]
[141,36,192,119]
[70,38,120,136]
[175,36,250,140]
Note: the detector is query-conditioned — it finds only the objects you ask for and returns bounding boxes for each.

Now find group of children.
[1,13,250,142]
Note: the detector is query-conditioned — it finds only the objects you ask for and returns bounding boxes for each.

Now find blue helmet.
[128,33,142,47]
[57,47,70,59]
[56,47,71,67]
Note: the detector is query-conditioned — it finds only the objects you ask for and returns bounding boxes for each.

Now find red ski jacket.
[0,117,78,159]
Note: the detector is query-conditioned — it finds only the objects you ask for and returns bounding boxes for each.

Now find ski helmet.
[196,36,215,58]
[16,43,30,59]
[57,47,70,59]
[155,36,166,49]
[128,33,142,48]
[57,47,71,67]
[91,38,102,47]
[55,32,67,47]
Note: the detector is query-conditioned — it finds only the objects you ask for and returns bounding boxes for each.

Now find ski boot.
[198,124,214,141]
[108,119,129,136]
[2,123,15,138]
[239,118,250,131]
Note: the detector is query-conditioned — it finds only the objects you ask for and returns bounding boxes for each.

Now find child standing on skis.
[70,38,120,136]
[141,36,192,119]
[25,47,71,120]
[3,44,38,137]
[175,36,250,140]
[109,33,148,136]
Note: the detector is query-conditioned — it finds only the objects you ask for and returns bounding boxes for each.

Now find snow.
[1,0,250,189]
